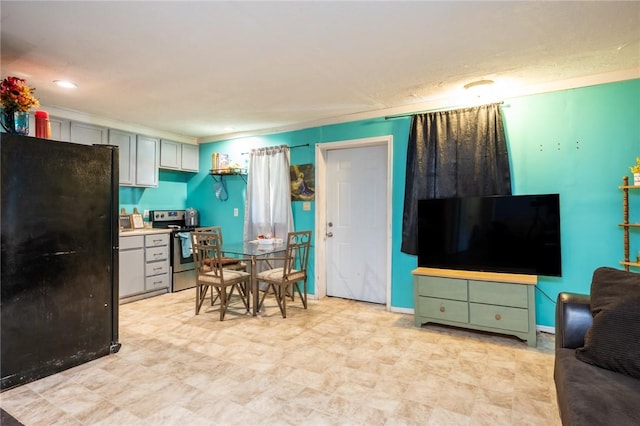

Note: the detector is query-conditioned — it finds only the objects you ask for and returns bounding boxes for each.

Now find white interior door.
[325,145,387,304]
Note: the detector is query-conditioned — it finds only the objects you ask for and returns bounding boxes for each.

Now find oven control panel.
[151,210,185,222]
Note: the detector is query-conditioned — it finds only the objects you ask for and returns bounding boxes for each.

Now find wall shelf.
[619,176,640,271]
[209,169,247,184]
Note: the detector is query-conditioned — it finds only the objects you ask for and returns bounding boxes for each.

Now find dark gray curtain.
[401,103,511,255]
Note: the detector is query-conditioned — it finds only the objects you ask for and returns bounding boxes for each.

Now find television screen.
[418,194,562,276]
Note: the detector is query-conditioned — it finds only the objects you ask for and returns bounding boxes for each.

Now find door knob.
[326,232,333,237]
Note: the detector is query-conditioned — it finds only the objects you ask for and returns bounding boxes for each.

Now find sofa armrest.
[555,292,592,350]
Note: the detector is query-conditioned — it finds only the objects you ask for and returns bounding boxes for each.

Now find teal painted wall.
[119,170,192,217]
[133,79,639,328]
[502,79,640,326]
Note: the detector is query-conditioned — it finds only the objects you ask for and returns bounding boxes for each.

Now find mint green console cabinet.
[413,268,538,347]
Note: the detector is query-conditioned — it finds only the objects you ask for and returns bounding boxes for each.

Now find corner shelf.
[209,169,247,184]
[619,176,640,271]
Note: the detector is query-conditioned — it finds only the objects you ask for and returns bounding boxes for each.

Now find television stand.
[412,268,538,347]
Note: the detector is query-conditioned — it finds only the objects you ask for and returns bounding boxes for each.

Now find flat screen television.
[418,194,562,276]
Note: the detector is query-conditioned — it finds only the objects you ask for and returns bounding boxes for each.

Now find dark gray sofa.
[554,292,640,425]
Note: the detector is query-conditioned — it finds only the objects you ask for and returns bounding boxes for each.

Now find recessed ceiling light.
[53,80,77,89]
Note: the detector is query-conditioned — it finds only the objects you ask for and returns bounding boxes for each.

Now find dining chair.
[193,226,246,271]
[191,230,250,320]
[256,230,312,318]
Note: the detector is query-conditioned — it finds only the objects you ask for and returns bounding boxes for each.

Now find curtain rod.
[241,143,309,155]
[384,101,504,120]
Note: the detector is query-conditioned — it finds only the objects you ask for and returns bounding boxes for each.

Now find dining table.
[222,240,287,316]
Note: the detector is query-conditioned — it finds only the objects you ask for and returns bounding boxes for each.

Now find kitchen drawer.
[418,297,468,323]
[469,303,529,333]
[468,280,528,308]
[120,235,144,250]
[145,273,170,291]
[146,246,168,262]
[146,260,169,277]
[145,234,169,247]
[416,276,467,301]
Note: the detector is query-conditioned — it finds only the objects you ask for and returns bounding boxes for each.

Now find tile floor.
[0,289,561,425]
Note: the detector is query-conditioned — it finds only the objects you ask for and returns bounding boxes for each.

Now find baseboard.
[390,306,414,315]
[536,325,555,334]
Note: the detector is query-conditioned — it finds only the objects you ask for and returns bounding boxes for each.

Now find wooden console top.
[412,267,538,285]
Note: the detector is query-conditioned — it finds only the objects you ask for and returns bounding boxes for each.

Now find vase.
[1,110,29,135]
[13,111,29,135]
[634,173,640,186]
[1,110,16,133]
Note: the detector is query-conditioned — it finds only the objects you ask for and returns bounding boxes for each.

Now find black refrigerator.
[1,133,121,390]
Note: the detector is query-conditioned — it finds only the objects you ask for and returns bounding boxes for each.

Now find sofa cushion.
[555,348,640,425]
[575,267,640,379]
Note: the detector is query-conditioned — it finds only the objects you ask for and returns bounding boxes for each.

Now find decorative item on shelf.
[630,157,640,186]
[35,110,51,139]
[0,76,40,135]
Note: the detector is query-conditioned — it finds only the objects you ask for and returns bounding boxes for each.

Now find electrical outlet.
[233,208,239,217]
[303,202,311,211]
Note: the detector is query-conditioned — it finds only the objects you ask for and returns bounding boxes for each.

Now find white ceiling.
[1,1,639,143]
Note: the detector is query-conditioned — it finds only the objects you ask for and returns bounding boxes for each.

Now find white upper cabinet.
[160,140,181,169]
[49,116,162,187]
[180,143,199,172]
[109,131,158,187]
[135,135,159,187]
[160,139,199,172]
[109,129,136,186]
[70,122,108,145]
[49,117,71,142]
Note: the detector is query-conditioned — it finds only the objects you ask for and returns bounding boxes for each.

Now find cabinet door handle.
[495,314,501,321]
[439,306,445,313]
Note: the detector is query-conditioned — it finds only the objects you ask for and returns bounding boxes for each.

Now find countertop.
[119,228,172,237]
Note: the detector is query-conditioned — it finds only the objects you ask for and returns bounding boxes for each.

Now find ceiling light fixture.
[463,79,495,100]
[53,80,77,89]
[464,79,494,91]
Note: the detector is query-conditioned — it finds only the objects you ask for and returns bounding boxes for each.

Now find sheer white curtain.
[244,145,294,241]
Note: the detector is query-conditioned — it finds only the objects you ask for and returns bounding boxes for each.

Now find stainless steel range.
[150,209,197,292]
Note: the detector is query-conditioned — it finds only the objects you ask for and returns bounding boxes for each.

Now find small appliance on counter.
[185,207,199,227]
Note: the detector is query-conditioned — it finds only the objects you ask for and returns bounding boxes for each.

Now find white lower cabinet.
[119,236,145,298]
[144,234,170,292]
[119,232,170,303]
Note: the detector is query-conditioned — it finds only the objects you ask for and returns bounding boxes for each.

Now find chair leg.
[257,282,270,312]
[274,284,287,318]
[294,280,308,309]
[196,284,209,315]
[287,283,294,301]
[236,283,249,312]
[218,286,227,321]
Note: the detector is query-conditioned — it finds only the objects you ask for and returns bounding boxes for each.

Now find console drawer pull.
[495,314,501,320]
[439,306,445,313]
